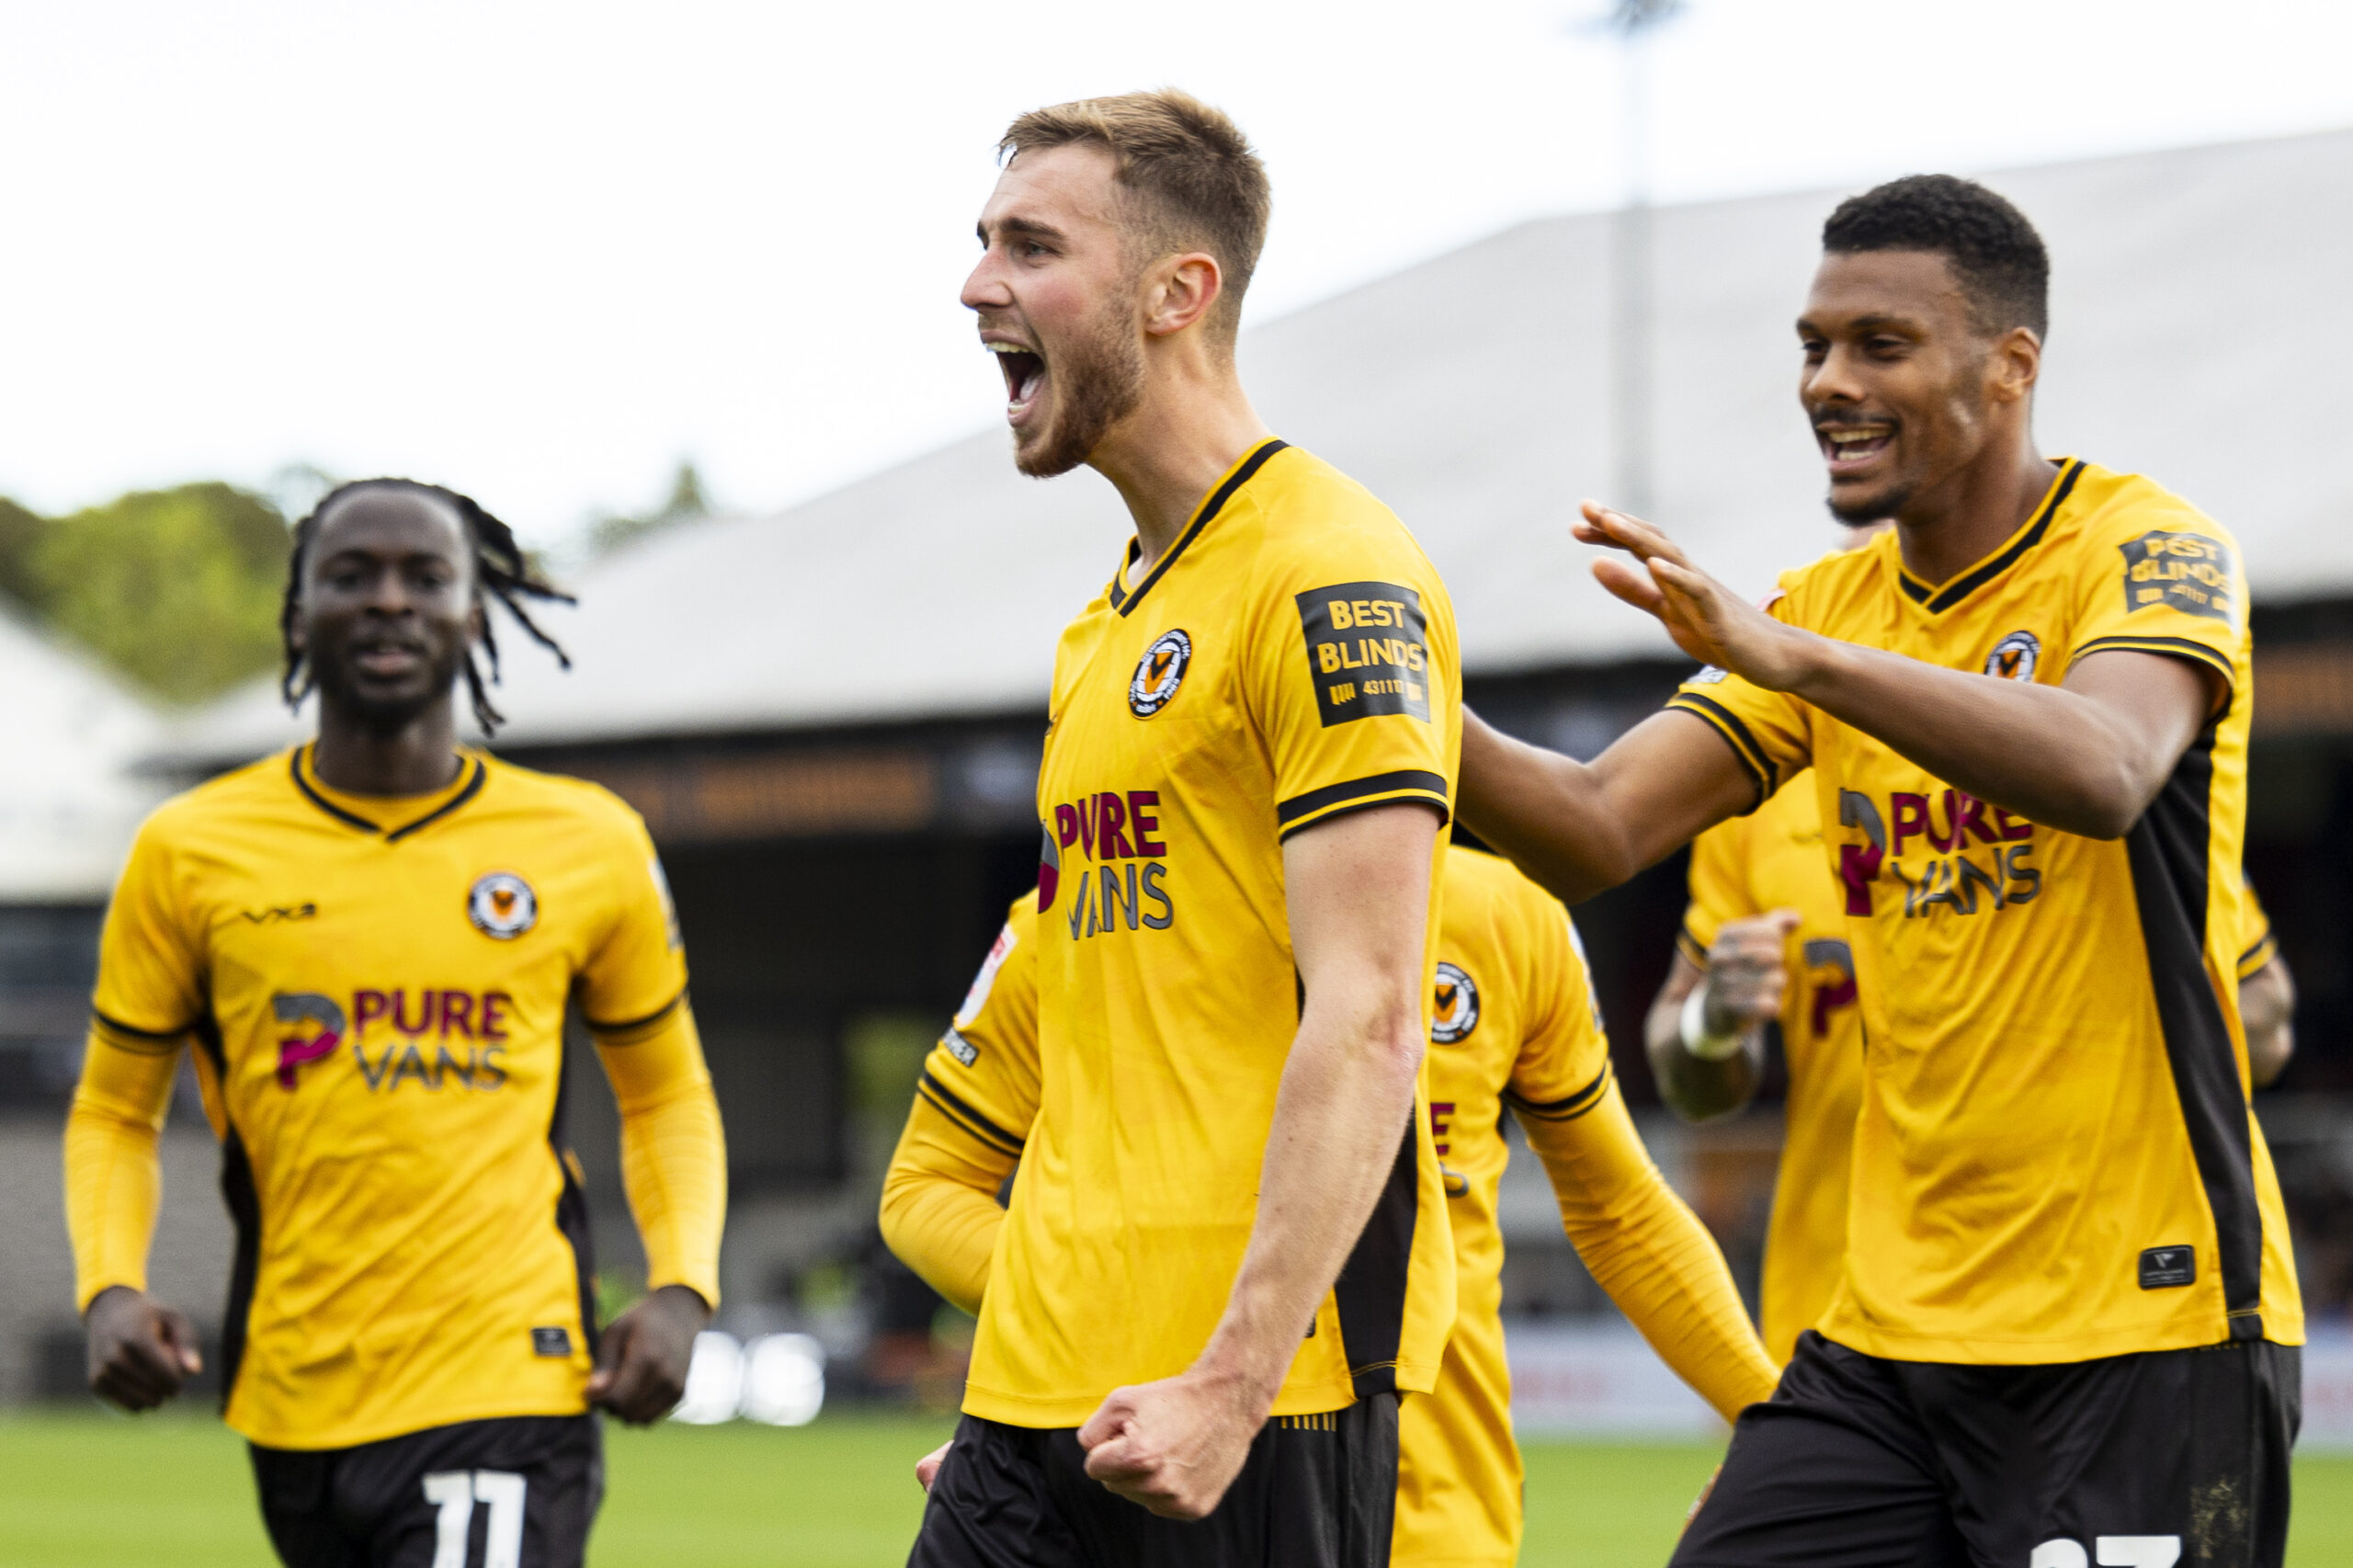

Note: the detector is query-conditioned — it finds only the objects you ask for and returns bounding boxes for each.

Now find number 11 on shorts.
[423,1470,528,1568]
[2031,1538,2181,1567]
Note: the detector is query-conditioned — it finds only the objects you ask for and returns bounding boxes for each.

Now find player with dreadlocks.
[66,479,729,1568]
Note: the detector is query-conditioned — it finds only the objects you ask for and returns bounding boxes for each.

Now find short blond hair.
[1001,89,1270,341]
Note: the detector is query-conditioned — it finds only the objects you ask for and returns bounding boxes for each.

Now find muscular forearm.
[596,1006,726,1308]
[880,1098,1017,1316]
[1780,638,2211,839]
[1461,710,1751,904]
[64,1035,180,1311]
[1197,994,1424,1404]
[1520,1086,1778,1420]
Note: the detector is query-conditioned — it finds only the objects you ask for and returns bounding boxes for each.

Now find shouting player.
[1461,176,2302,1565]
[66,481,726,1568]
[885,845,1779,1565]
[915,91,1461,1564]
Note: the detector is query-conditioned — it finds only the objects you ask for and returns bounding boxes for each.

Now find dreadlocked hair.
[280,478,575,734]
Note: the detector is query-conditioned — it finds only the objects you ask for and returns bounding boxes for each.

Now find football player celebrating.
[885,844,1779,1565]
[918,90,1461,1564]
[1461,177,2302,1566]
[66,480,726,1568]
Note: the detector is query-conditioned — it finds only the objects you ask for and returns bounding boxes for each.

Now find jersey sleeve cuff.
[2236,929,2279,980]
[1275,770,1450,841]
[1505,1060,1613,1123]
[2071,634,2236,693]
[89,1008,195,1055]
[584,990,688,1045]
[1664,694,1776,807]
[915,1070,1027,1159]
[1675,921,1711,968]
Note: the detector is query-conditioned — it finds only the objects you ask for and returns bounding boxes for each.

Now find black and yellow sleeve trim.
[1675,921,1710,968]
[585,990,688,1045]
[90,1008,195,1055]
[1897,460,2083,613]
[915,1069,1026,1159]
[1506,1060,1613,1123]
[1275,769,1451,840]
[1665,694,1775,806]
[2236,928,2279,981]
[2072,634,2236,693]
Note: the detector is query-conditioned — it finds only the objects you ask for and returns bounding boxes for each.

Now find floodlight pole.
[1605,0,1682,521]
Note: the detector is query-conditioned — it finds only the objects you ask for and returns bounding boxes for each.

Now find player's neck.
[1090,352,1271,575]
[1891,437,2062,587]
[311,701,465,797]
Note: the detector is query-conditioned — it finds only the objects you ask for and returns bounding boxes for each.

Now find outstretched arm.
[1518,1081,1779,1420]
[1576,504,2219,838]
[1460,709,1758,904]
[1077,803,1438,1520]
[588,1004,725,1423]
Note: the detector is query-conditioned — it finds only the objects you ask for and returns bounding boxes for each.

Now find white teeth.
[987,342,1028,354]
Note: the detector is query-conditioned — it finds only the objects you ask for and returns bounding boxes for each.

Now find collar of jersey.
[1106,437,1289,618]
[1893,458,2085,615]
[290,744,489,843]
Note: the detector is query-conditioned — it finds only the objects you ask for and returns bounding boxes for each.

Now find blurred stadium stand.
[5,127,2352,1406]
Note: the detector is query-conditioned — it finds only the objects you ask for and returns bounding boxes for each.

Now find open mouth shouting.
[987,337,1048,428]
[1816,419,1895,479]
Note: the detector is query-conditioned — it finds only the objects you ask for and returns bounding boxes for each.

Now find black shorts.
[910,1394,1400,1568]
[249,1414,603,1568]
[1672,1331,2300,1568]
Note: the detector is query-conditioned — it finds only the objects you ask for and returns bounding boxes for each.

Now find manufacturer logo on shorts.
[1130,630,1192,717]
[468,872,538,940]
[2139,1244,2196,1290]
[1430,962,1480,1044]
[1984,630,2041,682]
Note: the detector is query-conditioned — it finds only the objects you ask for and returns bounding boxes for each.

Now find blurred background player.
[919,90,1461,1564]
[883,846,1779,1566]
[64,480,727,1568]
[1460,176,2302,1565]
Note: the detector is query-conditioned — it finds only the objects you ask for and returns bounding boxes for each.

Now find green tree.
[591,460,711,557]
[35,483,290,705]
[0,497,47,615]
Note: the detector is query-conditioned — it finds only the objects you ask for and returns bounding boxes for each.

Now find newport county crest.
[468,871,539,939]
[1431,962,1480,1044]
[1984,630,2041,682]
[1130,630,1192,717]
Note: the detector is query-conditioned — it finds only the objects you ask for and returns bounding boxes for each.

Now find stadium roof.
[0,607,163,899]
[176,127,2353,759]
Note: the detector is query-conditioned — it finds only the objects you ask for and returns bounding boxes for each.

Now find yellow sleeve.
[2236,872,2278,981]
[881,893,1042,1314]
[63,1029,183,1312]
[90,812,208,1042]
[2063,480,2244,693]
[1244,493,1459,840]
[593,1003,725,1308]
[1518,1083,1779,1421]
[1662,582,1814,811]
[1679,813,1757,965]
[578,805,689,1032]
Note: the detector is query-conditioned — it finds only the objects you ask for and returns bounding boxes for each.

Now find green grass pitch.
[1,1408,2347,1565]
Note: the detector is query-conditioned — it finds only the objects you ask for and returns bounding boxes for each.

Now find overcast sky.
[3,0,2349,547]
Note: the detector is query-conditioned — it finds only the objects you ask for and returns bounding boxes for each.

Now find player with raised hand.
[65,480,727,1568]
[1461,176,2301,1565]
[884,845,1779,1565]
[915,90,1461,1565]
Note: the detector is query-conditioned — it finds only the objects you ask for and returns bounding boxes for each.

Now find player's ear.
[1989,324,2040,405]
[1142,252,1223,341]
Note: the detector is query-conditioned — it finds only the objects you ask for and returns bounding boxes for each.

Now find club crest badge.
[468,871,538,939]
[1431,962,1480,1044]
[1130,630,1192,717]
[1984,630,2040,682]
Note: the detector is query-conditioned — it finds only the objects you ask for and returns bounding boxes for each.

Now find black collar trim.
[290,745,487,842]
[1110,438,1288,618]
[1898,460,2085,614]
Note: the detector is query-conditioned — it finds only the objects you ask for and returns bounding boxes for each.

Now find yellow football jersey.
[1668,459,2302,1363]
[908,849,1619,1566]
[89,744,688,1449]
[1681,771,1862,1367]
[964,438,1463,1426]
